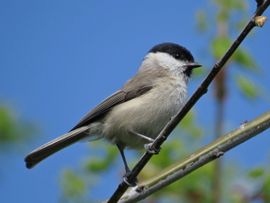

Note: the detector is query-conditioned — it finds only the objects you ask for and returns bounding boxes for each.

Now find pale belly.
[102,84,186,149]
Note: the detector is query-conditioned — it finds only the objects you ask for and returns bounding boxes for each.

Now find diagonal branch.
[107,1,270,202]
[119,111,270,202]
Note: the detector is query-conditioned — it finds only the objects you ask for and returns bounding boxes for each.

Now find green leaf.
[84,145,117,172]
[0,106,35,147]
[85,158,109,172]
[179,111,203,138]
[150,139,183,167]
[0,107,16,142]
[262,174,270,201]
[233,48,257,71]
[214,0,246,11]
[235,75,260,99]
[211,36,231,59]
[61,169,86,198]
[196,10,208,32]
[248,168,264,178]
[192,66,207,78]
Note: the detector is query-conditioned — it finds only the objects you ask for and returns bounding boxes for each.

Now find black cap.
[149,42,195,62]
[149,42,201,77]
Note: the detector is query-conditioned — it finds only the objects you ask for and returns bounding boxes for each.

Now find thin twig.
[119,111,270,202]
[107,1,270,202]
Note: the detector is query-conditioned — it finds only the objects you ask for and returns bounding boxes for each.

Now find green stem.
[120,111,270,203]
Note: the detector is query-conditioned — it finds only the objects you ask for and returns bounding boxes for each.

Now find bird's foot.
[123,171,138,187]
[144,143,160,154]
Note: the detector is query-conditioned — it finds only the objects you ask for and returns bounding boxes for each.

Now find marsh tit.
[25,42,201,173]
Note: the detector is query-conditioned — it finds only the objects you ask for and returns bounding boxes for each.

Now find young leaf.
[179,111,203,138]
[233,48,257,71]
[235,75,260,99]
[248,168,264,178]
[211,36,231,59]
[196,10,208,32]
[61,169,86,198]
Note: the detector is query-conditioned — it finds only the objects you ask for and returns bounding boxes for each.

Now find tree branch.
[119,111,270,202]
[107,1,270,202]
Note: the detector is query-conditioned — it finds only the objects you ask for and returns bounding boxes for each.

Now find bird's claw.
[144,143,160,154]
[123,172,137,187]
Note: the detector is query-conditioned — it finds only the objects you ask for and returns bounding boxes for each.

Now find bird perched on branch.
[25,42,201,175]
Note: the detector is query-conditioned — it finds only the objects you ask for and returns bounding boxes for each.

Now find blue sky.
[1,1,270,202]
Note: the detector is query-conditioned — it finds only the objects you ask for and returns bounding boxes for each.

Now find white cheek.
[144,52,186,73]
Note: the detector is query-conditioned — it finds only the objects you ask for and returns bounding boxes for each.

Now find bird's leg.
[116,143,137,187]
[129,130,154,143]
[116,143,130,173]
[129,130,160,154]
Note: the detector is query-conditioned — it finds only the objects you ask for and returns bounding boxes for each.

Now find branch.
[119,111,270,202]
[107,1,270,202]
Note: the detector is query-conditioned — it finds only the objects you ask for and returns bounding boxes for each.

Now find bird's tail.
[24,126,91,169]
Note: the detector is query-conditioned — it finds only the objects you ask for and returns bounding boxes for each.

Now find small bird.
[25,42,201,174]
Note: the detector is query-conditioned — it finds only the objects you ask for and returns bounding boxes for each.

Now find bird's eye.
[174,53,182,59]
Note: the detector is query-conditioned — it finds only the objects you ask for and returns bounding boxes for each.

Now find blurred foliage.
[60,169,89,203]
[59,142,119,202]
[178,111,203,139]
[233,48,257,71]
[153,164,214,203]
[235,75,260,99]
[0,104,35,152]
[229,165,270,202]
[211,36,231,59]
[211,36,257,71]
[61,169,86,198]
[59,0,269,202]
[84,144,118,173]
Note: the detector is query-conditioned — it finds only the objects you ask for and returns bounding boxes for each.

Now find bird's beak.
[184,62,202,69]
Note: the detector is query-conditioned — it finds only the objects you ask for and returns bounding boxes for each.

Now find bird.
[24,42,201,175]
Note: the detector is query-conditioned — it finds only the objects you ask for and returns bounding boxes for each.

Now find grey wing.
[70,85,152,131]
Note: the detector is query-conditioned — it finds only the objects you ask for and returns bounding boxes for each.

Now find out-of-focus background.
[1,1,270,202]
